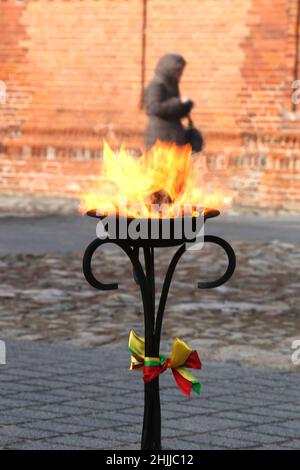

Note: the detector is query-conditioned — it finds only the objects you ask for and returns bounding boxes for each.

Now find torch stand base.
[82,235,236,450]
[141,378,162,450]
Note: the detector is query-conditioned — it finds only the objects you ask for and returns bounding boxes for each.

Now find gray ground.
[0,211,300,449]
[1,339,300,450]
[0,213,300,255]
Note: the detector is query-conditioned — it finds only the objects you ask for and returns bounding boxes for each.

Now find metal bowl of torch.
[86,207,220,248]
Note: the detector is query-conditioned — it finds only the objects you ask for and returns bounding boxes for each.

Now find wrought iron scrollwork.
[197,235,236,289]
[82,235,236,297]
[82,239,119,291]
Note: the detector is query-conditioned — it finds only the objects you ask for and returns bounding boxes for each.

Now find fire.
[79,141,227,218]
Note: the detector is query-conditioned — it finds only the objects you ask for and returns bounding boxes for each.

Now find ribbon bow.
[128,330,202,398]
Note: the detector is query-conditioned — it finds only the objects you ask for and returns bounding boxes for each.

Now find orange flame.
[79,141,228,218]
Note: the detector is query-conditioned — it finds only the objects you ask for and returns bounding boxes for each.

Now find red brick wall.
[1,0,300,210]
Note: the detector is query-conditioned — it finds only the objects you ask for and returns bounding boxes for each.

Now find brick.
[0,1,300,211]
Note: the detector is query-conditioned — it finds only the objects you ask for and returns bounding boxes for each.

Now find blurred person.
[133,54,202,283]
[144,53,195,148]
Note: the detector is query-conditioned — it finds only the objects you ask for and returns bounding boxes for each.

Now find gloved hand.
[181,96,194,107]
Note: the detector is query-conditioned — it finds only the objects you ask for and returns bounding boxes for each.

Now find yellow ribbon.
[128,330,202,397]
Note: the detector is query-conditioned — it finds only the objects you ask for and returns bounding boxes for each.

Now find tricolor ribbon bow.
[128,330,202,398]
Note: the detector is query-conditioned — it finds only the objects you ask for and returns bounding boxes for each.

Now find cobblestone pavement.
[0,339,299,450]
[0,241,300,370]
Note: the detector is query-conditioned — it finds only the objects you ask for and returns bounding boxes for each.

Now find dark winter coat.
[144,54,193,148]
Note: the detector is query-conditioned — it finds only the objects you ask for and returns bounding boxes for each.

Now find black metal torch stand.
[82,210,236,450]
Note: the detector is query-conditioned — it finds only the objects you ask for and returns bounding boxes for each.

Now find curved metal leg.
[132,246,140,285]
[197,235,236,289]
[83,239,161,449]
[82,238,154,338]
[82,239,118,290]
[155,244,185,342]
[155,235,236,338]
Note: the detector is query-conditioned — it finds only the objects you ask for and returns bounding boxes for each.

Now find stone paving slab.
[0,338,300,450]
